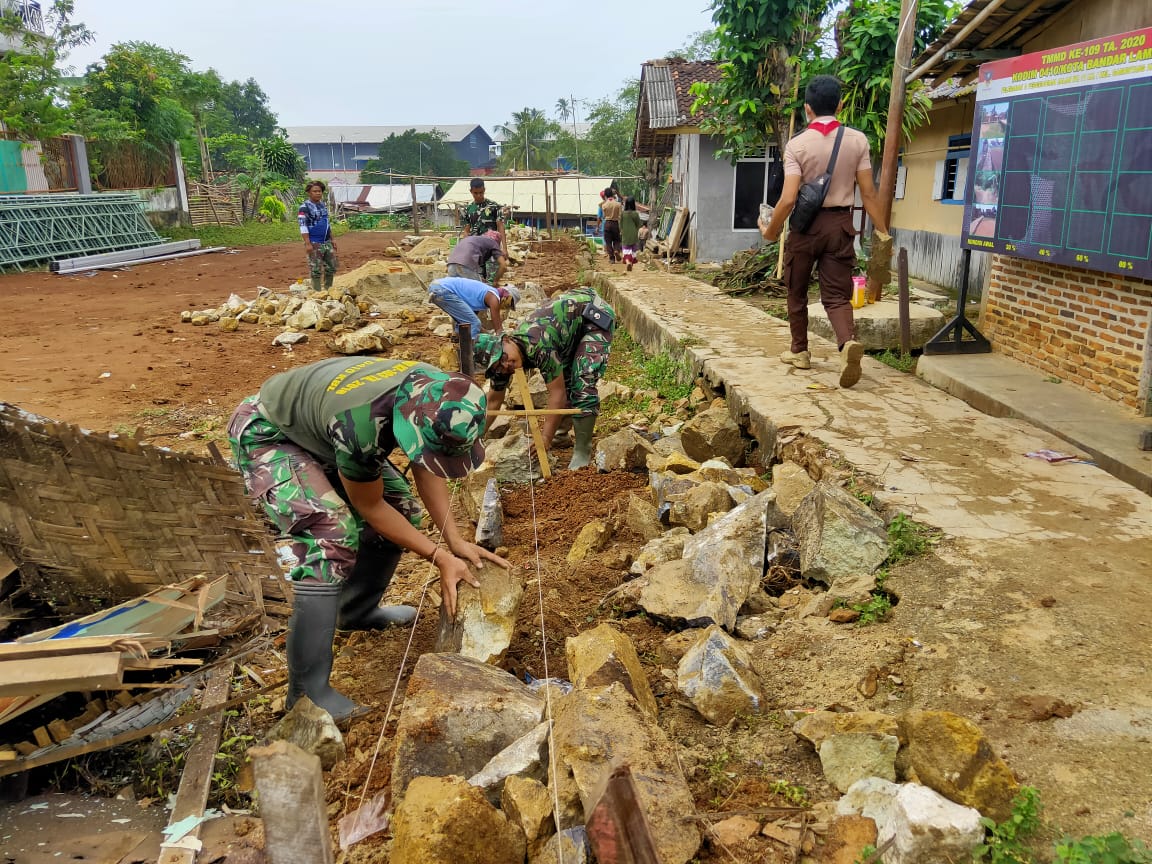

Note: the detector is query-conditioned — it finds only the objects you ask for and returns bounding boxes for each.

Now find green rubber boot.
[568,416,596,470]
[310,275,322,293]
[287,582,370,726]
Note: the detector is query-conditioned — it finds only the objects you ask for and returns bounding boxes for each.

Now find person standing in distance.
[758,75,890,389]
[461,178,506,282]
[299,181,338,293]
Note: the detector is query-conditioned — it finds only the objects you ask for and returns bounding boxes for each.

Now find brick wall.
[983,255,1152,412]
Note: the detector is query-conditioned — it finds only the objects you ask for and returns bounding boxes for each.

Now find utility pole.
[874,0,919,300]
[571,93,581,172]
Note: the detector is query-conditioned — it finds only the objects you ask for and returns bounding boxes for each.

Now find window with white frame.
[934,135,971,203]
[732,149,779,230]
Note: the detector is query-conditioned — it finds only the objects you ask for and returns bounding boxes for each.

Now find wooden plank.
[487,408,581,417]
[0,652,124,698]
[512,369,551,480]
[157,664,234,864]
[0,635,168,660]
[0,678,283,778]
[586,764,662,864]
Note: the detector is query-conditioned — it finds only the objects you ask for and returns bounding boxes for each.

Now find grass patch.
[873,349,917,373]
[606,330,694,406]
[886,513,934,563]
[163,220,350,248]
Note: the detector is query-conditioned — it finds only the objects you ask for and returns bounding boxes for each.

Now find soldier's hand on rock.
[436,553,480,620]
[448,536,510,570]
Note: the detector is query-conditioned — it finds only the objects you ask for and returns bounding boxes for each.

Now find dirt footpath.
[0,231,402,445]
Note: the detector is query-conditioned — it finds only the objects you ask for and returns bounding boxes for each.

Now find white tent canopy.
[438,177,615,218]
[331,184,438,212]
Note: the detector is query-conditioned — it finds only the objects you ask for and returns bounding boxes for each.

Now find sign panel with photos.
[961,27,1152,280]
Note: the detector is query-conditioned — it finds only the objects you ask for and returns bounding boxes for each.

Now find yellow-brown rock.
[391,775,526,864]
[792,710,903,749]
[899,709,1019,821]
[566,623,658,721]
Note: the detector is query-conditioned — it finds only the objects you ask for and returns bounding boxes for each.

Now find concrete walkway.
[919,353,1152,495]
[596,266,1152,839]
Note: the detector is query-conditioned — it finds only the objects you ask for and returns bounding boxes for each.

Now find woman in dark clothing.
[620,197,641,272]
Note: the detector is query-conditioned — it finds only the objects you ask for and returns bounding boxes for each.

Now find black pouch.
[581,294,615,332]
[789,127,845,234]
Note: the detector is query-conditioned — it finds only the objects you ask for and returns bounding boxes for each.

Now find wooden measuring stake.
[512,368,552,480]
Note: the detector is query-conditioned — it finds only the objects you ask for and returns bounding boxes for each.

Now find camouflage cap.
[473,332,504,374]
[393,369,487,479]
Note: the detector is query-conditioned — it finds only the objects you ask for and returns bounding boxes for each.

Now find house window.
[935,135,970,203]
[732,149,779,230]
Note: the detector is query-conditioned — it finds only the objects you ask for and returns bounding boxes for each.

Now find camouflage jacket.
[462,199,503,235]
[486,288,614,391]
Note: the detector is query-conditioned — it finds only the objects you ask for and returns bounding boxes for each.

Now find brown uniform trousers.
[783,208,857,353]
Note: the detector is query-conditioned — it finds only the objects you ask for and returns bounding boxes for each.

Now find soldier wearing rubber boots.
[472,287,615,471]
[228,357,507,724]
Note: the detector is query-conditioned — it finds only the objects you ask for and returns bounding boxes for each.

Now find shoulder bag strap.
[825,127,846,176]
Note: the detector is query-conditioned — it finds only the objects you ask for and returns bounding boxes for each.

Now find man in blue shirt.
[428,276,520,338]
[299,180,338,292]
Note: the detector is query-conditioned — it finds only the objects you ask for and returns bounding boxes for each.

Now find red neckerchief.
[808,119,841,136]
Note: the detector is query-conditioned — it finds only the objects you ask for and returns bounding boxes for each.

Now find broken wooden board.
[513,368,551,480]
[158,664,234,864]
[0,651,124,698]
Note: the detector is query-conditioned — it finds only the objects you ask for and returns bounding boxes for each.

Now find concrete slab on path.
[596,266,1152,840]
[918,353,1152,495]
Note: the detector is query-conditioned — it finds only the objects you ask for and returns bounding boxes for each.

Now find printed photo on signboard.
[979,102,1009,138]
[969,206,998,237]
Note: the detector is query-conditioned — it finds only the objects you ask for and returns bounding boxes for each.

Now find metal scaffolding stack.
[0,193,166,271]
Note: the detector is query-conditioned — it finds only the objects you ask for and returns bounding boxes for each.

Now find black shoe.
[287,582,370,725]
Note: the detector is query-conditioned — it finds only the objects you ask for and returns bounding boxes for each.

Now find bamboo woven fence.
[0,404,288,618]
[187,181,243,227]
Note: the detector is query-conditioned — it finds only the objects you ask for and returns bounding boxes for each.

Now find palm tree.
[555,98,572,123]
[495,108,560,172]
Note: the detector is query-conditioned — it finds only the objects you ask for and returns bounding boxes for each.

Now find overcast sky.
[64,0,716,131]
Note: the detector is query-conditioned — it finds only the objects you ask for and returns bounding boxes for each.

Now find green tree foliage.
[557,83,650,200]
[71,41,195,152]
[496,108,561,172]
[359,128,468,181]
[203,78,278,140]
[807,0,957,155]
[667,29,720,61]
[0,0,92,139]
[690,0,833,160]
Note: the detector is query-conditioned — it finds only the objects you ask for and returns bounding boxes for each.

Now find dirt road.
[0,231,403,445]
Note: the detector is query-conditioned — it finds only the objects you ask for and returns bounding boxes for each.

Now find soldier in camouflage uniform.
[461,178,506,283]
[473,287,615,470]
[228,357,507,723]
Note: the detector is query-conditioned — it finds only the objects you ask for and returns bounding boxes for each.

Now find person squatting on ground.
[601,189,624,264]
[620,197,642,272]
[473,287,615,470]
[299,180,338,292]
[461,178,507,283]
[428,275,520,338]
[447,230,508,286]
[758,75,890,389]
[228,357,507,724]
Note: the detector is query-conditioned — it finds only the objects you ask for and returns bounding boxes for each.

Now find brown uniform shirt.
[783,118,871,208]
[601,199,623,222]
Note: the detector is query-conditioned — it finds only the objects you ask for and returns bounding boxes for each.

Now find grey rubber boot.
[568,416,596,470]
[338,537,417,630]
[310,275,322,293]
[287,581,369,725]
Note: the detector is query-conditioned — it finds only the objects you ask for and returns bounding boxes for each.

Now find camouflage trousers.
[227,398,421,584]
[564,324,613,417]
[308,242,338,280]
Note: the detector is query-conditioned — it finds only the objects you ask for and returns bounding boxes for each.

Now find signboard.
[961,27,1152,279]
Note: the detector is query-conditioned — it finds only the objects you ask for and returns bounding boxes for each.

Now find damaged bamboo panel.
[0,403,278,617]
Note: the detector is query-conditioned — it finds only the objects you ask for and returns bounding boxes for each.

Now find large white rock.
[638,490,784,630]
[286,299,323,330]
[836,778,984,864]
[467,721,550,799]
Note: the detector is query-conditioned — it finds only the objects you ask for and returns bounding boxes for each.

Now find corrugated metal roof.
[926,78,979,101]
[437,177,615,218]
[633,59,722,157]
[913,0,1075,82]
[331,184,439,211]
[284,125,487,145]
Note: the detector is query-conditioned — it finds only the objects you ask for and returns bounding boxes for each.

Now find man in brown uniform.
[759,75,890,388]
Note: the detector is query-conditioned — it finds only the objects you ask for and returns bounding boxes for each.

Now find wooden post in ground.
[411,178,421,236]
[898,247,912,357]
[586,764,662,864]
[251,740,334,864]
[157,664,234,864]
[512,368,552,480]
[544,185,553,241]
[872,0,919,301]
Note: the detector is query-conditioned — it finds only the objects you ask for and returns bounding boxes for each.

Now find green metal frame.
[0,193,164,271]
